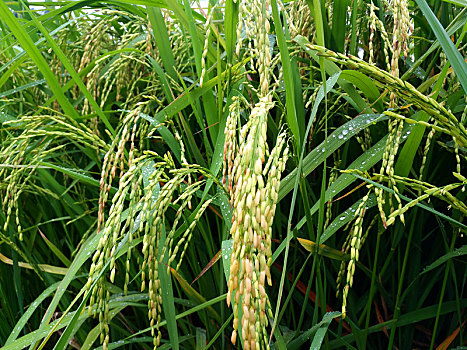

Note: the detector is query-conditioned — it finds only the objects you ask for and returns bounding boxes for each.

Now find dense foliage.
[0,0,466,349]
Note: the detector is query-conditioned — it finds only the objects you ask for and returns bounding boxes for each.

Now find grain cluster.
[224,97,288,349]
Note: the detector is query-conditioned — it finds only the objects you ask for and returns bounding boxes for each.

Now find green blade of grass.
[278,113,387,201]
[35,232,99,336]
[0,2,86,63]
[331,0,347,52]
[0,57,33,91]
[111,294,227,342]
[339,70,383,111]
[0,1,78,119]
[181,0,219,142]
[151,58,247,125]
[296,238,350,261]
[0,78,46,98]
[294,35,372,113]
[394,111,429,179]
[147,6,177,80]
[22,2,115,135]
[288,312,341,350]
[224,0,238,64]
[50,212,147,350]
[415,0,467,94]
[270,0,302,149]
[170,267,221,322]
[442,0,467,6]
[38,161,118,195]
[196,328,206,350]
[0,295,142,350]
[37,230,71,267]
[309,312,342,349]
[421,245,467,275]
[4,277,76,345]
[328,300,467,348]
[402,8,467,80]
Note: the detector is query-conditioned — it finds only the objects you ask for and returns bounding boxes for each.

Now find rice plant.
[0,0,466,349]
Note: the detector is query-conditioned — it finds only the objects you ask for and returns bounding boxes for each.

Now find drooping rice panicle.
[224,97,288,349]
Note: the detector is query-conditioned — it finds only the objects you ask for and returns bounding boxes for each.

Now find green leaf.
[221,239,233,282]
[402,9,467,80]
[294,35,371,113]
[36,233,99,341]
[151,59,245,124]
[21,3,115,135]
[331,0,347,52]
[180,0,219,142]
[38,230,71,267]
[0,1,78,119]
[288,312,341,350]
[394,111,429,178]
[339,70,383,112]
[147,6,177,80]
[195,328,206,350]
[0,79,46,98]
[5,278,78,345]
[421,245,467,274]
[170,267,221,322]
[441,0,467,7]
[224,0,239,64]
[1,294,146,350]
[309,312,342,349]
[329,299,467,347]
[279,113,387,201]
[270,0,301,149]
[297,238,350,261]
[414,0,467,94]
[39,161,119,196]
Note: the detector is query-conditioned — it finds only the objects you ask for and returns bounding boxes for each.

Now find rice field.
[0,0,466,349]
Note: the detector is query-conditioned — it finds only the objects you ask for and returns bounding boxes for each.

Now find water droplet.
[338,134,343,139]
[342,129,348,135]
[340,217,345,221]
